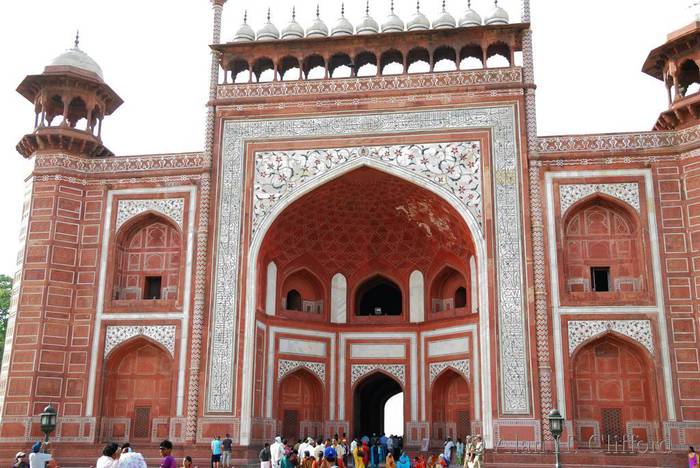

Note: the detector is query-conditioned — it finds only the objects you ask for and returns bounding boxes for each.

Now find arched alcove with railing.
[303,54,326,80]
[486,42,511,68]
[560,195,649,304]
[380,49,404,75]
[280,267,324,314]
[459,44,484,70]
[407,47,430,73]
[432,45,458,72]
[429,265,468,316]
[329,52,353,78]
[111,213,182,305]
[355,51,378,77]
[279,55,301,81]
[355,274,403,317]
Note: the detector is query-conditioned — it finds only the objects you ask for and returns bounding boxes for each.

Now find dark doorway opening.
[355,276,402,316]
[353,372,402,437]
[591,267,610,292]
[144,276,162,299]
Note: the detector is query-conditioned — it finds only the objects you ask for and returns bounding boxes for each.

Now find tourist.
[443,437,454,465]
[361,440,369,468]
[311,451,323,468]
[314,439,325,460]
[182,456,193,468]
[463,436,473,468]
[413,455,425,468]
[385,452,396,468]
[397,453,410,468]
[369,438,382,468]
[211,435,222,468]
[222,433,233,468]
[470,436,483,468]
[119,443,147,468]
[260,442,272,468]
[455,439,464,466]
[96,443,121,468]
[690,446,699,468]
[13,452,28,468]
[159,440,177,468]
[29,442,52,468]
[302,451,314,468]
[332,438,345,468]
[280,446,295,468]
[271,436,285,468]
[352,441,364,468]
[321,446,337,468]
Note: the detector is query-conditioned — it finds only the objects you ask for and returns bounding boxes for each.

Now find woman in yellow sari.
[352,444,365,468]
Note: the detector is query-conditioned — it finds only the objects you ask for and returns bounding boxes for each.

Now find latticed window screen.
[457,410,470,439]
[282,410,298,438]
[601,408,623,442]
[133,407,151,439]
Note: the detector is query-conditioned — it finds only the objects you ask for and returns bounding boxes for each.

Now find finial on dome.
[292,6,296,20]
[416,0,420,11]
[244,10,248,23]
[390,0,395,13]
[484,0,509,25]
[442,0,447,11]
[341,2,345,16]
[267,7,271,22]
[74,30,80,49]
[316,3,320,18]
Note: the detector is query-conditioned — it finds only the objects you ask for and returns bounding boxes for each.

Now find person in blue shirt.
[211,435,222,468]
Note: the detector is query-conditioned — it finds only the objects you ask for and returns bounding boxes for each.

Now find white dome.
[331,4,354,37]
[484,1,509,25]
[459,1,482,27]
[233,11,255,42]
[381,1,404,33]
[433,1,456,29]
[281,7,304,39]
[407,1,430,31]
[306,5,329,38]
[257,9,280,40]
[48,35,103,80]
[357,2,379,35]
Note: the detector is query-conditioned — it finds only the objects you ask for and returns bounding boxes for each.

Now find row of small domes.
[234,1,509,42]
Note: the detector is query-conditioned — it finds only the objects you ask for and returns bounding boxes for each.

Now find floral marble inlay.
[351,364,405,386]
[104,325,177,357]
[559,183,640,215]
[277,359,326,384]
[429,359,470,385]
[567,320,653,356]
[116,198,185,230]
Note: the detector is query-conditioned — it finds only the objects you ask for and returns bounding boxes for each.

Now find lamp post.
[39,404,57,452]
[548,408,564,468]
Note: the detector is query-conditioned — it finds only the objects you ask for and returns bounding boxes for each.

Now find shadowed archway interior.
[353,372,403,437]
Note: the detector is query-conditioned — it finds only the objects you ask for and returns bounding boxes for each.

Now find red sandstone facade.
[1,1,699,465]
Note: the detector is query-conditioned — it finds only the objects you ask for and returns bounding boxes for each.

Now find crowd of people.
[256,434,484,468]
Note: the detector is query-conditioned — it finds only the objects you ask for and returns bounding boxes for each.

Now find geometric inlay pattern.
[254,141,482,232]
[351,364,405,386]
[567,320,653,356]
[214,105,528,414]
[277,359,326,384]
[116,198,185,231]
[559,183,640,215]
[104,325,177,358]
[429,359,470,385]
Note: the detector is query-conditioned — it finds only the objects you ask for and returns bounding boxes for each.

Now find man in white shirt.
[443,437,454,465]
[271,436,284,468]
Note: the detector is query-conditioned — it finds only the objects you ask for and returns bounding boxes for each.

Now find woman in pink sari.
[689,446,699,468]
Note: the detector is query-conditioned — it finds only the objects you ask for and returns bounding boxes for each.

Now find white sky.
[0,0,693,275]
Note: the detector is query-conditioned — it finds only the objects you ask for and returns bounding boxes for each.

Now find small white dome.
[48,34,103,79]
[233,11,255,42]
[381,1,404,33]
[484,1,509,25]
[281,7,305,40]
[459,1,482,27]
[433,1,457,29]
[257,9,280,40]
[306,5,329,38]
[407,1,430,31]
[331,4,354,37]
[357,1,379,35]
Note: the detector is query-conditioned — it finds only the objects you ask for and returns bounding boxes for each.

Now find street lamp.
[39,404,57,451]
[548,408,564,468]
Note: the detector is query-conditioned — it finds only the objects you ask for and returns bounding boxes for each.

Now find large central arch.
[353,372,403,437]
[243,155,492,444]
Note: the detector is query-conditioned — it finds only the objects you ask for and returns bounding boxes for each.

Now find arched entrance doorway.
[353,372,403,437]
[431,369,470,443]
[101,339,173,441]
[277,368,324,438]
[571,335,657,445]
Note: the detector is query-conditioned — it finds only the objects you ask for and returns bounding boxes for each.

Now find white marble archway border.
[211,105,530,447]
[277,359,326,384]
[567,320,654,356]
[104,325,177,358]
[429,359,470,385]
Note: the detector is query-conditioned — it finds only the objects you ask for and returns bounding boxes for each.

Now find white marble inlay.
[559,183,640,215]
[104,325,176,357]
[116,198,184,230]
[429,359,470,385]
[279,338,327,357]
[350,343,405,359]
[428,337,470,357]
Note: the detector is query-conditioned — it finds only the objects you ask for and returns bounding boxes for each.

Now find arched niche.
[354,274,403,316]
[380,49,404,75]
[459,44,484,70]
[561,195,647,302]
[329,53,353,78]
[431,369,470,443]
[101,338,174,441]
[277,368,324,438]
[111,213,182,304]
[407,47,430,73]
[570,334,658,446]
[432,45,458,71]
[678,59,700,97]
[281,268,324,314]
[486,42,511,68]
[430,265,468,315]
